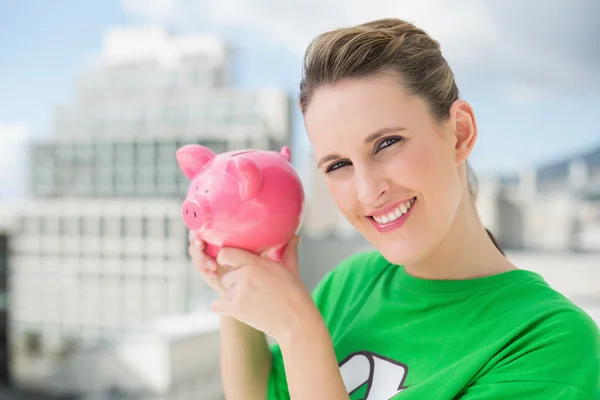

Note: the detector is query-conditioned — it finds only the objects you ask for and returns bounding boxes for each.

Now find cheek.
[390,139,459,205]
[413,141,461,217]
[326,177,358,218]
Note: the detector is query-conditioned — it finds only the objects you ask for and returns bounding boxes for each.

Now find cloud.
[122,0,599,102]
[0,123,30,201]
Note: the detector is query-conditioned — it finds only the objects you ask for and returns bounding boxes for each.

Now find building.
[478,143,600,252]
[300,150,358,239]
[16,312,223,399]
[32,26,291,200]
[6,25,292,397]
[0,229,10,387]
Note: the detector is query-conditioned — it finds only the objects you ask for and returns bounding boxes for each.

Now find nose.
[355,165,389,205]
[181,195,213,231]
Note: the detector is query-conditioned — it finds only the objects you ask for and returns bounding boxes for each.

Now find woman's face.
[304,73,475,265]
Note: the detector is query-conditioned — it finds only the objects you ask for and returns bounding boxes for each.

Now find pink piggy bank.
[176,144,304,262]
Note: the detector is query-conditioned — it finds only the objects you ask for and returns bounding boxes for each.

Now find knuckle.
[239,266,252,281]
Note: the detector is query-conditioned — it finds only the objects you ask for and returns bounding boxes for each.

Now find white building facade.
[477,147,600,252]
[6,26,292,398]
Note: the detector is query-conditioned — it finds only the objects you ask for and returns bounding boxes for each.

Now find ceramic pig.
[176,144,305,262]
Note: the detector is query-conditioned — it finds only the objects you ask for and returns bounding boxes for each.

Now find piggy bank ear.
[280,146,291,162]
[176,145,216,179]
[226,156,262,200]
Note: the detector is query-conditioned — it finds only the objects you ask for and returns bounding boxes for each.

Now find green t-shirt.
[268,251,600,399]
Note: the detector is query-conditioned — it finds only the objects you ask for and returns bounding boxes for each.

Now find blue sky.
[1,0,599,200]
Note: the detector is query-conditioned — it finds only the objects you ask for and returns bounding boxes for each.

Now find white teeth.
[399,203,408,214]
[372,198,416,225]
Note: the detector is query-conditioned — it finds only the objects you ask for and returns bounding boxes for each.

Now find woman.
[188,18,600,399]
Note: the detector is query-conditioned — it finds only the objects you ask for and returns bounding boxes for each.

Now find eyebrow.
[316,126,407,169]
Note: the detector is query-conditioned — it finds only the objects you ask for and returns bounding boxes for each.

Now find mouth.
[367,197,416,233]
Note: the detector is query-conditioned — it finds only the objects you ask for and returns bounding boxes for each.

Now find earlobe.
[451,100,478,165]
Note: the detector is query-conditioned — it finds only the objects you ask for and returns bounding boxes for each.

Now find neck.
[404,194,516,280]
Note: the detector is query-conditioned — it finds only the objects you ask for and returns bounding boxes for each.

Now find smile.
[368,197,416,232]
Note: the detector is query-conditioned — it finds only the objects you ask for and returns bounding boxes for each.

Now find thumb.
[210,298,234,316]
[281,235,301,273]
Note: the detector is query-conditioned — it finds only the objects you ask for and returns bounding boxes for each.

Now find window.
[126,217,143,237]
[115,143,134,167]
[24,217,40,235]
[83,217,101,237]
[104,217,120,237]
[136,142,155,163]
[43,217,60,236]
[64,217,81,236]
[95,143,114,166]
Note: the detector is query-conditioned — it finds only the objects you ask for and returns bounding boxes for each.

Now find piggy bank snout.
[182,195,213,231]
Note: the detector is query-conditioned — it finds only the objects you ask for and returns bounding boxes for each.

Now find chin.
[375,239,426,266]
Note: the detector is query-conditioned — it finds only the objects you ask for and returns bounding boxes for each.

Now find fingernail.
[194,239,201,247]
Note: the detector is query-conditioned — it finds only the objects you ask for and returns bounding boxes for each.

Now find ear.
[280,146,291,162]
[176,145,216,180]
[226,156,262,200]
[449,100,478,165]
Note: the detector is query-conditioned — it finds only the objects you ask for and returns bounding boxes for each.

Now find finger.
[210,298,236,316]
[220,268,241,290]
[188,230,206,249]
[281,235,301,273]
[201,271,227,296]
[217,247,261,269]
[198,265,218,279]
[190,252,217,277]
[188,243,218,271]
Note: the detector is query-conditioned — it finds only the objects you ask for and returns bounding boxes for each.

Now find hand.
[211,236,318,342]
[188,230,228,299]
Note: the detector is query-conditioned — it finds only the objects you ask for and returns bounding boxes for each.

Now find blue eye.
[324,136,404,174]
[377,136,402,151]
[325,160,350,173]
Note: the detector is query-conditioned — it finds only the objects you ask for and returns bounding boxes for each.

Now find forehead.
[303,74,424,152]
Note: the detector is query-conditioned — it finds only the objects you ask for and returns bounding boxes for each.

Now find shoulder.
[501,269,599,357]
[482,271,600,395]
[527,285,599,366]
[507,272,598,339]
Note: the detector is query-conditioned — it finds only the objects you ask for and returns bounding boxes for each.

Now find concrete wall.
[296,234,374,292]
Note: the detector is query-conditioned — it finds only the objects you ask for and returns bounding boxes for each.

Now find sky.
[1,0,599,200]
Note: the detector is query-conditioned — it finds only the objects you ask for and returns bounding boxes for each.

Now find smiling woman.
[188,17,600,400]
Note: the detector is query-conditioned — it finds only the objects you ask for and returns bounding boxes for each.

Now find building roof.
[536,142,600,182]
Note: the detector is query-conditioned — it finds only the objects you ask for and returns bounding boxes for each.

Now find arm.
[276,307,349,400]
[213,243,363,399]
[213,242,351,400]
[219,316,272,400]
[187,236,273,400]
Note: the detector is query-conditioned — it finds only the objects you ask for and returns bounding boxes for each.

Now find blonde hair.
[299,18,503,253]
